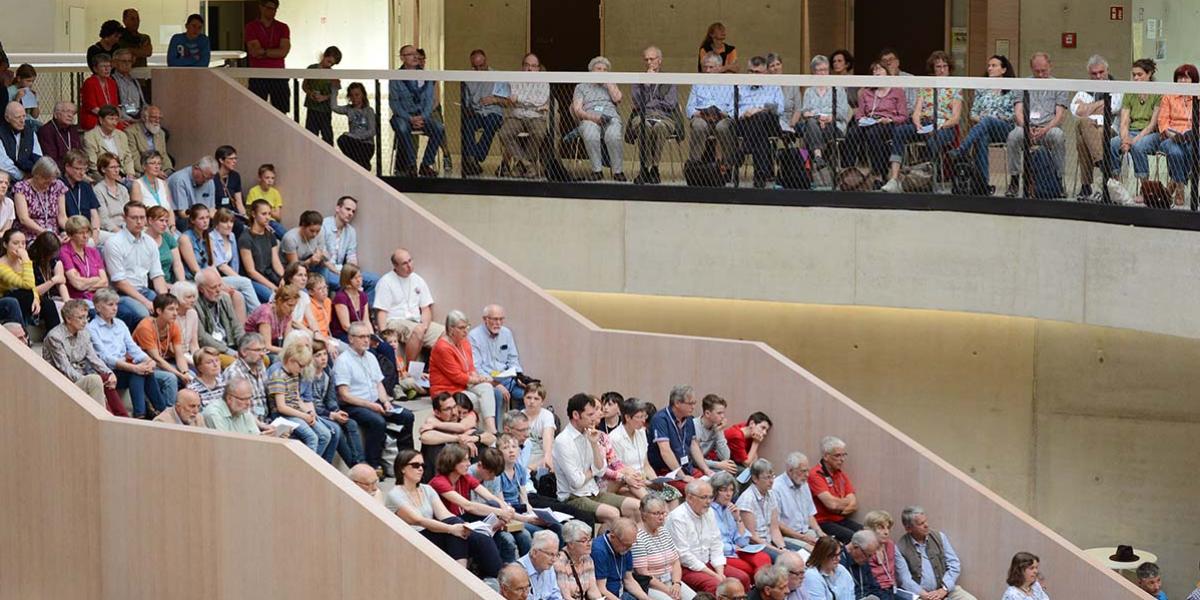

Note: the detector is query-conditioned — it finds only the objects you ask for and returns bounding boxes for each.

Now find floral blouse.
[15,178,68,241]
[915,88,963,126]
[971,88,1017,123]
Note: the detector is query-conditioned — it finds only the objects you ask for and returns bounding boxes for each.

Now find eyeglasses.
[689,493,714,501]
[788,569,805,576]
[229,393,253,402]
[830,452,848,458]
[406,462,425,469]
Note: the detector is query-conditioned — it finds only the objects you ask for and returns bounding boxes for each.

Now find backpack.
[952,157,991,196]
[1029,148,1063,199]
[899,162,935,193]
[776,147,812,189]
[684,159,724,187]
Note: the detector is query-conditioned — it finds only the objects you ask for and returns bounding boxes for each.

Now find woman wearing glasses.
[385,448,502,579]
[798,536,854,600]
[556,519,605,600]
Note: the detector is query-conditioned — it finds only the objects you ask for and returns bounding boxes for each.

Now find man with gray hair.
[126,105,173,176]
[1069,54,1123,199]
[167,155,218,228]
[738,56,785,187]
[630,45,682,185]
[37,101,83,170]
[894,506,976,600]
[195,267,245,356]
[686,53,737,168]
[668,479,752,593]
[841,529,889,600]
[42,298,116,409]
[649,385,715,488]
[774,552,807,600]
[202,375,267,434]
[468,303,526,411]
[110,47,147,124]
[0,101,41,180]
[461,48,510,177]
[771,451,823,551]
[807,436,862,544]
[518,529,563,600]
[753,566,791,600]
[1005,52,1070,197]
[334,320,414,477]
[499,562,533,600]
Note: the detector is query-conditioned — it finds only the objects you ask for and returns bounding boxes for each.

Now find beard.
[144,122,162,135]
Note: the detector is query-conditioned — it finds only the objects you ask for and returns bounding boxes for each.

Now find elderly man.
[348,462,384,503]
[223,333,273,429]
[461,49,510,177]
[2,322,29,346]
[667,479,752,593]
[771,452,824,551]
[738,56,785,187]
[1070,55,1122,199]
[43,298,117,409]
[154,388,205,426]
[282,209,336,273]
[500,562,534,600]
[320,195,379,295]
[118,8,154,68]
[389,44,443,178]
[37,102,84,170]
[774,552,807,600]
[334,321,415,477]
[168,156,218,227]
[520,530,563,600]
[468,304,525,412]
[126,105,173,176]
[82,105,137,180]
[498,53,550,178]
[754,567,791,600]
[807,436,862,544]
[554,392,639,524]
[195,267,245,357]
[104,202,170,332]
[110,48,146,124]
[893,506,976,600]
[593,518,651,600]
[717,578,745,600]
[630,46,681,185]
[1005,52,1071,197]
[686,53,736,167]
[244,0,292,113]
[373,247,444,362]
[0,101,41,180]
[695,394,737,475]
[1136,563,1167,600]
[202,376,265,434]
[89,288,174,419]
[842,530,890,600]
[649,385,715,486]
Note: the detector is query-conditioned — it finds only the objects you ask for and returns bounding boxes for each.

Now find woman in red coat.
[80,54,122,131]
[428,309,501,435]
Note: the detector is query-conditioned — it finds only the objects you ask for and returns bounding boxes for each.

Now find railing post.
[733,85,740,188]
[932,87,940,188]
[1101,94,1113,203]
[375,79,383,177]
[831,85,841,181]
[292,78,300,124]
[638,85,647,181]
[1191,94,1199,211]
[1021,90,1032,199]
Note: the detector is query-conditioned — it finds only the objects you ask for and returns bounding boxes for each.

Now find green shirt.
[201,399,260,435]
[158,231,178,284]
[302,64,334,111]
[1123,93,1161,131]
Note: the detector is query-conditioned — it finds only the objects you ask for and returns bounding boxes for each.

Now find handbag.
[899,162,935,193]
[837,166,876,191]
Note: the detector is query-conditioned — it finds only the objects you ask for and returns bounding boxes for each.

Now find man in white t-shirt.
[372,247,444,361]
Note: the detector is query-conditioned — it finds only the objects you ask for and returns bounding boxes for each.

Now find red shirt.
[808,462,855,523]
[244,19,290,68]
[429,473,481,516]
[722,422,751,464]
[79,75,121,130]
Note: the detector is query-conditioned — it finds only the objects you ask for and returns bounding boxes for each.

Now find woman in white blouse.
[131,151,173,214]
[92,152,129,243]
[1001,552,1049,600]
[608,397,657,495]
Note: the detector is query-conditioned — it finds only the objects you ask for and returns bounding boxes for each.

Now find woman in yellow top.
[1157,63,1198,206]
[245,163,287,238]
[0,228,59,329]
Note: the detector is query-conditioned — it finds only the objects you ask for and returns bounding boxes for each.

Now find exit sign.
[1110,6,1124,20]
[1062,32,1077,48]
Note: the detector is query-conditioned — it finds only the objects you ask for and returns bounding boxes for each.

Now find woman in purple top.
[330,263,368,341]
[848,60,910,179]
[59,214,108,302]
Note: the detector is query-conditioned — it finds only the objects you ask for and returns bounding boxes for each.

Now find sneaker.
[1075,184,1093,201]
[881,178,902,193]
[1005,176,1020,198]
[612,172,627,182]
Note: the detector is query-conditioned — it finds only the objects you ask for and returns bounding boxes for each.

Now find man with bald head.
[372,247,443,361]
[469,303,526,415]
[154,388,205,426]
[37,101,83,170]
[668,479,752,593]
[0,101,42,180]
[348,462,384,503]
[499,562,533,600]
[717,577,747,600]
[202,376,266,434]
[593,517,651,600]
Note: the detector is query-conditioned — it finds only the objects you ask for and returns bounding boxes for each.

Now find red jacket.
[429,336,474,397]
[79,75,122,131]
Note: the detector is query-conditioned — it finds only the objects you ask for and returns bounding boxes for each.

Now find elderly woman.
[93,152,130,241]
[949,55,1017,186]
[735,458,791,559]
[187,346,227,408]
[798,536,854,600]
[848,61,909,179]
[633,495,695,600]
[572,56,625,182]
[709,471,772,580]
[430,309,501,435]
[171,280,200,365]
[882,51,963,193]
[14,157,68,243]
[1002,552,1049,600]
[80,53,120,131]
[59,215,108,303]
[798,55,852,168]
[556,519,605,600]
[863,510,899,594]
[131,151,173,211]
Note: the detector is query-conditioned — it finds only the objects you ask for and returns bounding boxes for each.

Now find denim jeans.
[1109,130,1161,178]
[890,123,955,165]
[493,376,526,410]
[116,287,157,332]
[493,529,533,563]
[286,415,337,463]
[331,417,365,465]
[222,275,261,312]
[462,112,503,162]
[957,116,1013,177]
[0,296,21,324]
[316,415,343,463]
[391,113,445,168]
[117,369,163,416]
[1160,137,1195,182]
[152,370,179,408]
[250,281,274,305]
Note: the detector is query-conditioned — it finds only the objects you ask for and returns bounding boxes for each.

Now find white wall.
[276,0,390,69]
[1132,0,1200,77]
[0,1,59,52]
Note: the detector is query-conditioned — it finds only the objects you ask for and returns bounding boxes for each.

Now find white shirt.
[1001,582,1049,600]
[99,129,121,155]
[1070,90,1124,130]
[552,422,601,501]
[525,407,556,465]
[103,227,164,287]
[0,197,13,229]
[665,502,726,570]
[608,424,648,471]
[372,270,434,322]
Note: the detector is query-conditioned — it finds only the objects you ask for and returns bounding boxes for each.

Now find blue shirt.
[467,323,523,376]
[87,317,148,368]
[737,84,786,113]
[647,406,696,473]
[591,533,632,597]
[167,33,211,67]
[62,178,100,218]
[519,553,564,600]
[711,501,749,557]
[497,463,528,507]
[168,166,215,214]
[686,84,735,118]
[894,532,963,593]
[840,548,886,599]
[321,215,358,269]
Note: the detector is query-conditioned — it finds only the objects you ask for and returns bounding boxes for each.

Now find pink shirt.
[856,87,909,124]
[59,244,105,300]
[244,20,290,68]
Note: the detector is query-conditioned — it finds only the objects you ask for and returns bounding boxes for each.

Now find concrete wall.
[1019,0,1131,77]
[1132,0,1200,77]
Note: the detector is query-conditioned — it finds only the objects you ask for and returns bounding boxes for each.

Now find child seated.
[266,343,339,463]
[8,64,39,119]
[381,327,424,399]
[246,163,287,239]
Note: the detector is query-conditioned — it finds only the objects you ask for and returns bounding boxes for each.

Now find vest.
[897,531,947,590]
[0,122,37,173]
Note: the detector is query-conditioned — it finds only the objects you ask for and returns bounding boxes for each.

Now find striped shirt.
[632,525,679,578]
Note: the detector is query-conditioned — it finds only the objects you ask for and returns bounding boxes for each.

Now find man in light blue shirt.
[519,530,564,600]
[334,321,413,474]
[737,56,786,187]
[894,506,977,600]
[468,303,525,413]
[389,45,442,177]
[687,53,736,164]
[770,452,824,551]
[461,49,511,176]
[320,195,378,298]
[87,288,174,418]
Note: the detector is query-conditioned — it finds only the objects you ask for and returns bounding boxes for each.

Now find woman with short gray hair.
[13,156,68,243]
[798,55,851,169]
[556,519,604,600]
[171,279,201,364]
[572,56,626,181]
[429,308,502,434]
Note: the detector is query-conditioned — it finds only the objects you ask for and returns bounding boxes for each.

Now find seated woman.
[1107,59,1161,202]
[281,261,314,334]
[385,448,502,579]
[710,471,772,580]
[0,229,59,329]
[244,282,300,356]
[429,443,514,561]
[170,280,201,366]
[430,309,500,435]
[1001,552,1049,600]
[797,55,852,169]
[883,51,963,193]
[60,215,108,305]
[572,56,626,182]
[132,293,190,406]
[632,495,696,600]
[131,151,174,212]
[13,157,68,245]
[266,341,337,463]
[305,275,334,344]
[556,519,606,600]
[608,397,660,499]
[584,395,642,500]
[949,55,1017,189]
[207,207,259,313]
[863,510,900,596]
[187,346,227,409]
[180,204,257,312]
[1157,64,1198,206]
[92,152,130,243]
[799,536,854,600]
[146,205,185,286]
[30,231,68,320]
[847,61,908,179]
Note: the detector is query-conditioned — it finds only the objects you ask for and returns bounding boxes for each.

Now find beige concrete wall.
[1132,0,1200,77]
[1019,0,1131,77]
[549,291,1200,599]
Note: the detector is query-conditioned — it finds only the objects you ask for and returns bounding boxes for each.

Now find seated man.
[894,506,977,600]
[468,303,526,412]
[553,392,639,524]
[503,408,595,527]
[723,411,772,467]
[37,101,83,170]
[0,101,41,181]
[222,333,273,430]
[1005,52,1070,197]
[630,45,682,185]
[686,53,736,169]
[695,393,738,475]
[388,44,443,178]
[167,156,218,228]
[499,562,534,600]
[841,530,891,600]
[82,104,137,181]
[320,195,378,295]
[348,462,384,504]
[202,376,264,434]
[807,436,862,544]
[648,385,716,488]
[103,202,170,332]
[770,452,824,552]
[1069,55,1122,199]
[334,321,415,477]
[737,56,785,187]
[419,391,495,479]
[519,529,563,600]
[1136,562,1167,600]
[195,267,245,359]
[154,388,205,427]
[282,209,337,276]
[373,247,444,362]
[775,552,808,600]
[42,298,116,410]
[461,49,509,177]
[61,149,101,231]
[666,479,752,593]
[753,567,790,600]
[125,105,174,177]
[110,48,146,126]
[497,53,550,178]
[591,518,650,600]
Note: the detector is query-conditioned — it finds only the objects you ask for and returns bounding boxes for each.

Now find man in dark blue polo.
[648,384,716,493]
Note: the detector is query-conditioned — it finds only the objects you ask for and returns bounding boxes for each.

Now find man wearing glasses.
[518,530,562,600]
[807,436,862,544]
[500,562,535,600]
[334,321,414,478]
[468,303,526,412]
[666,479,752,594]
[348,463,384,504]
[203,376,267,435]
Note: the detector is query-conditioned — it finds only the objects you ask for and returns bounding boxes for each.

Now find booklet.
[736,467,752,484]
[407,361,430,387]
[917,124,935,134]
[857,117,878,127]
[532,508,573,524]
[491,367,518,379]
[737,544,766,554]
[268,417,296,438]
[465,513,499,535]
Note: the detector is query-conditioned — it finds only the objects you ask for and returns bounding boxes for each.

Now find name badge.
[1030,111,1043,121]
[213,330,225,341]
[680,455,689,466]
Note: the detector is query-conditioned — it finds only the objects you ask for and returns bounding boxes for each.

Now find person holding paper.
[708,472,772,581]
[649,385,715,493]
[202,376,268,435]
[881,51,963,194]
[468,303,525,413]
[267,341,338,463]
[430,309,500,435]
[429,443,516,527]
[553,392,640,524]
[666,479,752,594]
[840,530,891,600]
[493,433,563,540]
[734,459,794,559]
